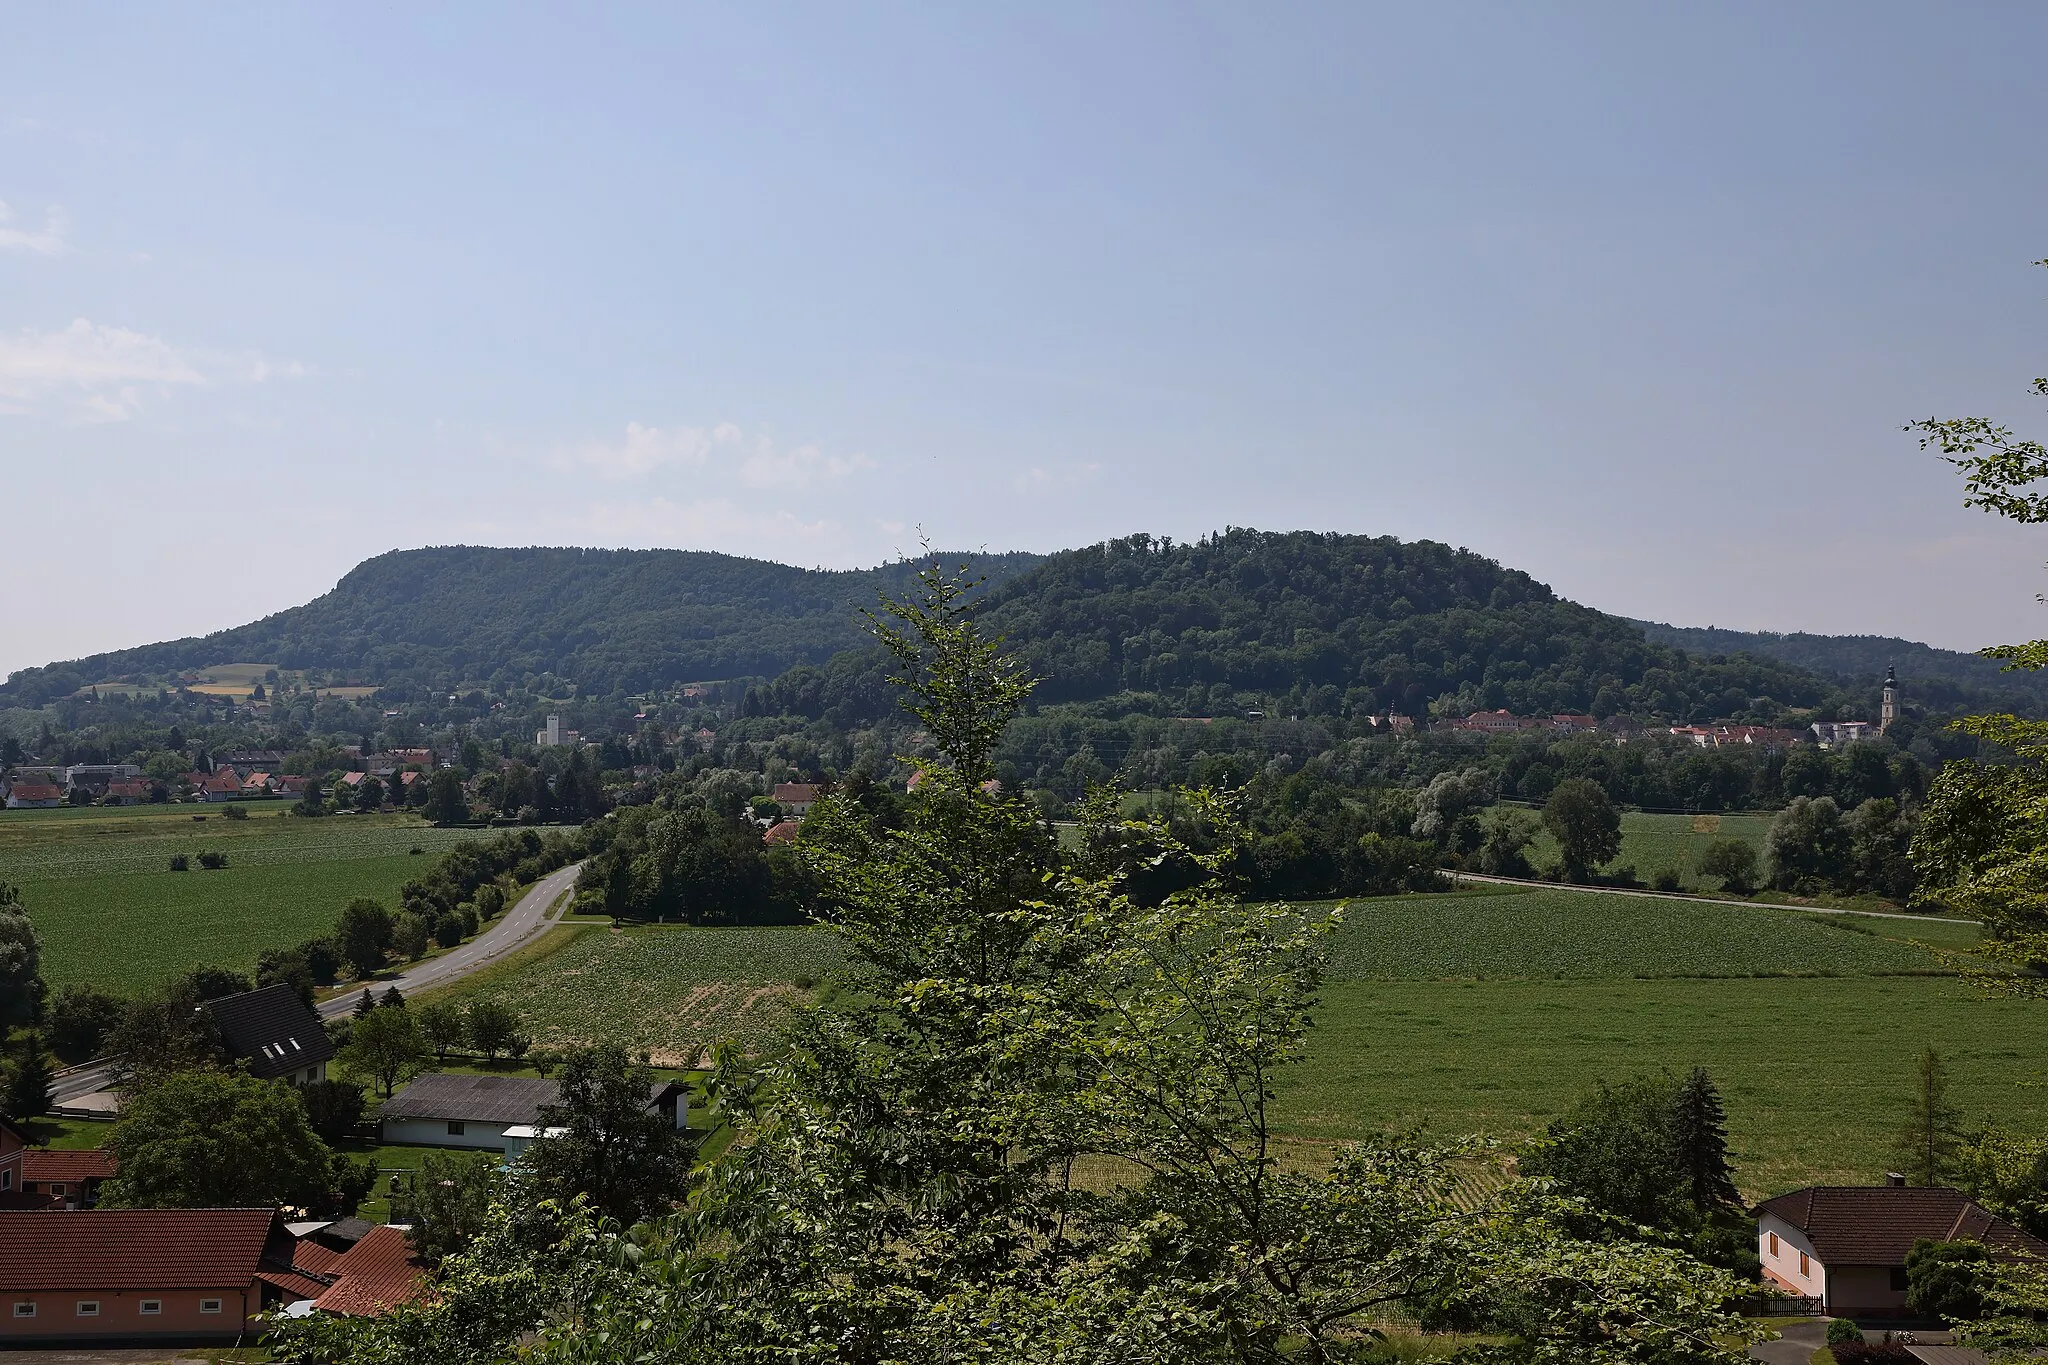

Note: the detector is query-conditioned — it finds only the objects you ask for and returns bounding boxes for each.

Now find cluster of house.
[761,782,821,845]
[1424,709,1881,753]
[0,746,452,810]
[0,981,691,1347]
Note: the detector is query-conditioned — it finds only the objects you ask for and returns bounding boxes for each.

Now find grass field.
[1522,809,1774,889]
[422,923,846,1066]
[408,882,2026,1193]
[0,804,476,993]
[1321,888,1948,979]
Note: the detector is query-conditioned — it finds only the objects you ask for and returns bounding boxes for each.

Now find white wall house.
[379,1073,690,1152]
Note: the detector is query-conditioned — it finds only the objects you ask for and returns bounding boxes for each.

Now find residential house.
[63,764,140,795]
[282,1224,430,1319]
[3,782,63,810]
[241,772,276,798]
[21,1150,116,1209]
[336,771,368,793]
[0,1116,29,1198]
[101,780,152,806]
[197,771,244,803]
[1443,710,1537,735]
[763,820,801,845]
[1548,714,1600,734]
[773,783,822,816]
[273,775,309,797]
[379,1072,688,1151]
[218,751,286,775]
[1755,1182,2048,1317]
[204,984,336,1086]
[0,1207,321,1343]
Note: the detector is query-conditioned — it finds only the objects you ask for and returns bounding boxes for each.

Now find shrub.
[169,854,189,872]
[1826,1317,1864,1346]
[1652,867,1683,893]
[197,850,227,870]
[223,804,249,822]
[433,915,463,949]
[1830,1341,1913,1364]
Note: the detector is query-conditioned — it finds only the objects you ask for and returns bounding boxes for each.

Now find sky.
[5,3,2048,679]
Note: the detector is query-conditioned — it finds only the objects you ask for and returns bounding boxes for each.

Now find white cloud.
[0,200,67,255]
[0,318,300,421]
[565,422,875,490]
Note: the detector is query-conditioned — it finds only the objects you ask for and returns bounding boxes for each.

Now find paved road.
[1453,871,1979,926]
[50,862,583,1105]
[317,859,583,1018]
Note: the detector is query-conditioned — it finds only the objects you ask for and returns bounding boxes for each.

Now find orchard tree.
[102,1070,338,1209]
[334,898,394,978]
[339,1004,426,1097]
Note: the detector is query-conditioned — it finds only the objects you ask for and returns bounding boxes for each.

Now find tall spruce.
[1671,1066,1741,1211]
[1899,1046,1964,1186]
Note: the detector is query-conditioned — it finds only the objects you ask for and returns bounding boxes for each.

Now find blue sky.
[5,3,2048,677]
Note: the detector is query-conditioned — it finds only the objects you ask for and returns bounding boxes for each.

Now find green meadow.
[416,880,2019,1194]
[0,804,475,994]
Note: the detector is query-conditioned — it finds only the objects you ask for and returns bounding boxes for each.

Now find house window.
[1768,1232,1778,1256]
[140,1299,162,1315]
[12,1302,33,1319]
[0,1169,11,1190]
[448,1121,466,1136]
[48,1183,64,1196]
[1799,1251,1810,1276]
[199,1298,222,1314]
[77,1301,99,1317]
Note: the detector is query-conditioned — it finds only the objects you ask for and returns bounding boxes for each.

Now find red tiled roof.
[773,783,821,803]
[763,820,801,845]
[312,1225,430,1317]
[258,1267,333,1299]
[0,1208,281,1290]
[293,1240,345,1275]
[22,1149,115,1182]
[7,783,62,801]
[1756,1186,2048,1267]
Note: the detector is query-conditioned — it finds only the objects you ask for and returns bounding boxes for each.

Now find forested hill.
[744,530,1863,726]
[0,546,1044,706]
[1629,619,2048,711]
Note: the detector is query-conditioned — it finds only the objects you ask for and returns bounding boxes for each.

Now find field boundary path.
[51,861,584,1105]
[1452,871,1980,926]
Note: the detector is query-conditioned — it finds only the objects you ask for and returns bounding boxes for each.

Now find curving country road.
[51,861,583,1104]
[316,859,583,1018]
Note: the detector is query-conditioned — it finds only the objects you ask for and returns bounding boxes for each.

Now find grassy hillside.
[1,804,476,993]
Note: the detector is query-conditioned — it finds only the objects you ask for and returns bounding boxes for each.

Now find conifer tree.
[4,1033,53,1119]
[1671,1066,1741,1211]
[1898,1046,1964,1186]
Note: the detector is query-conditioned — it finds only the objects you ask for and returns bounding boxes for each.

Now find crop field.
[0,805,475,993]
[1520,809,1773,889]
[1320,887,1947,980]
[1280,974,2048,1196]
[426,924,847,1066]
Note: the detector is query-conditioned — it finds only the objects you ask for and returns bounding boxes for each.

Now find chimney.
[1885,1172,1906,1187]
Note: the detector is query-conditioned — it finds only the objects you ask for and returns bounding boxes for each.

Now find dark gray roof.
[380,1073,561,1125]
[204,984,336,1080]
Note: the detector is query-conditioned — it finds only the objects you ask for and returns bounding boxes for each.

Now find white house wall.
[1757,1212,1822,1299]
[379,1117,517,1150]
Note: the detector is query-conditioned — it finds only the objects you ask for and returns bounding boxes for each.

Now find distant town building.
[773,783,821,816]
[3,782,63,810]
[1809,720,1875,748]
[535,714,562,748]
[62,764,140,794]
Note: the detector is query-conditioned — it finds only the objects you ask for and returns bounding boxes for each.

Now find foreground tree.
[103,1070,338,1209]
[525,1044,689,1225]
[0,884,44,1026]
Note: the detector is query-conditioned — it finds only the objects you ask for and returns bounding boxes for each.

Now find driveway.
[1752,1318,1827,1363]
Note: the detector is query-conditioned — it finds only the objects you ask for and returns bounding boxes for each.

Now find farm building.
[379,1072,688,1151]
[1756,1182,2048,1316]
[0,1208,318,1344]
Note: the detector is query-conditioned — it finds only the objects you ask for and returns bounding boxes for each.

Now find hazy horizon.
[7,3,2048,677]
